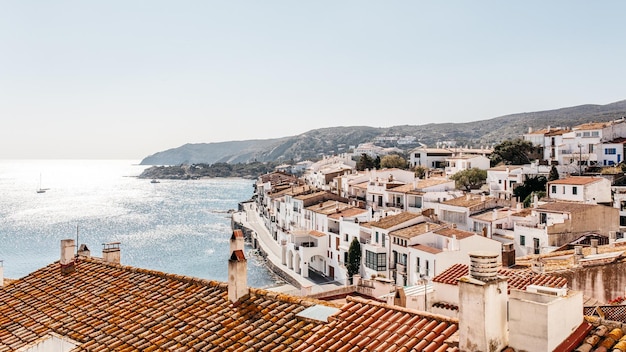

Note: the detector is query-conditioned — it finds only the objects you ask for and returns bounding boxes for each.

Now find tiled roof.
[390,222,446,239]
[0,257,335,351]
[487,165,523,171]
[537,202,598,213]
[295,296,460,352]
[328,207,368,220]
[574,317,626,351]
[432,228,474,240]
[470,208,510,222]
[574,121,611,130]
[411,244,443,255]
[370,212,422,230]
[306,200,352,215]
[441,195,491,208]
[431,264,567,291]
[548,176,604,186]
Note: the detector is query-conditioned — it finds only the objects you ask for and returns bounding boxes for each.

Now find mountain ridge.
[140,99,626,165]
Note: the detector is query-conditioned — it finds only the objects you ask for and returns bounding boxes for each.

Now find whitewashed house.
[444,155,490,177]
[547,176,612,204]
[513,202,619,256]
[486,165,524,200]
[388,224,502,287]
[409,147,454,168]
[362,212,424,281]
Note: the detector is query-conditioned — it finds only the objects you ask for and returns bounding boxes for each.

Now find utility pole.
[578,144,583,175]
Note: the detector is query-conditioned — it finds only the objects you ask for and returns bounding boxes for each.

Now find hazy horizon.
[2,1,625,159]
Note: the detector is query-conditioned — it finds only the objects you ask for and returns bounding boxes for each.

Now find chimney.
[77,243,91,258]
[60,239,76,274]
[590,239,599,255]
[102,242,121,264]
[228,230,247,303]
[574,245,584,265]
[459,252,508,352]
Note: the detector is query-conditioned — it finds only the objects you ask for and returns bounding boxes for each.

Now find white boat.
[36,174,49,193]
[150,179,160,184]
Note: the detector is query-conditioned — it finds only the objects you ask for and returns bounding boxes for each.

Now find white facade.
[444,155,490,176]
[487,166,524,200]
[598,140,626,166]
[409,147,453,168]
[508,287,583,352]
[547,176,612,204]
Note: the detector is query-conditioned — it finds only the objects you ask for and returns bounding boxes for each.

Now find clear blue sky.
[1,1,625,160]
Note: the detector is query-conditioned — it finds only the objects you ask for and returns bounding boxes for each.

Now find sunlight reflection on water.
[0,160,279,288]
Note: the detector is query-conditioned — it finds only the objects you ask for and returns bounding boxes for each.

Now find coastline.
[231,200,339,296]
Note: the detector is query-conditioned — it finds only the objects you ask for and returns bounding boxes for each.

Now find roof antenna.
[75,224,79,257]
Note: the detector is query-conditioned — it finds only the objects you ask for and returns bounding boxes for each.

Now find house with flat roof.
[514,201,619,256]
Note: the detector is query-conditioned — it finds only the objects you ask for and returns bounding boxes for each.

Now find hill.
[140,100,626,165]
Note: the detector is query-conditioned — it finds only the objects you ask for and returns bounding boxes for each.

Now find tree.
[380,154,407,169]
[449,168,487,191]
[374,155,381,169]
[346,238,362,284]
[490,139,538,167]
[356,154,375,171]
[513,175,547,206]
[413,165,428,179]
[548,165,560,181]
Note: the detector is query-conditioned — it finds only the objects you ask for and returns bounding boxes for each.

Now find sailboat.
[36,174,49,193]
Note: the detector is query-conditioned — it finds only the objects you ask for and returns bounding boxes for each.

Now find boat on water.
[150,179,160,184]
[36,174,49,193]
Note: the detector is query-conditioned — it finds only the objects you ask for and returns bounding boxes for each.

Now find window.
[382,234,386,247]
[606,148,617,155]
[375,232,379,243]
[365,251,386,271]
[620,216,626,227]
[551,185,556,193]
[416,257,421,273]
[540,213,547,224]
[572,186,578,195]
[533,238,540,255]
[520,235,526,246]
[344,234,348,242]
[425,260,430,276]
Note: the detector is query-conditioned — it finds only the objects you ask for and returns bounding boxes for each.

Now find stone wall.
[552,260,626,304]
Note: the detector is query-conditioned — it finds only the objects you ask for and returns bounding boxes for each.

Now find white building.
[409,147,454,168]
[444,155,490,177]
[388,224,502,287]
[598,138,626,166]
[547,176,612,204]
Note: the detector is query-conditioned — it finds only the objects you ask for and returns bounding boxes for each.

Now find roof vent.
[469,252,499,281]
[526,284,567,297]
[296,305,341,323]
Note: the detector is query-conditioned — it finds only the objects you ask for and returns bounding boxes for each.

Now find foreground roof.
[0,257,334,351]
[432,263,567,291]
[295,296,460,352]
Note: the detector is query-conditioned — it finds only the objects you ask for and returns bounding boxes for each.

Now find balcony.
[395,263,406,275]
[385,202,405,210]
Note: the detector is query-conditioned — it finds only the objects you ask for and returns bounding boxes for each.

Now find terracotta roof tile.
[548,176,604,186]
[0,258,336,352]
[431,263,568,291]
[294,296,459,352]
[370,212,422,230]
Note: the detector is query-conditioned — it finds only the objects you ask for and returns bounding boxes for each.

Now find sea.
[0,159,280,288]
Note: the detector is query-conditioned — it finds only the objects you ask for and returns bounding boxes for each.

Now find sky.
[1,1,625,160]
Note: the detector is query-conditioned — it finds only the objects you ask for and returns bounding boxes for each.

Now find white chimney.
[228,230,247,303]
[459,252,508,352]
[60,239,76,274]
[590,239,599,255]
[102,242,121,264]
